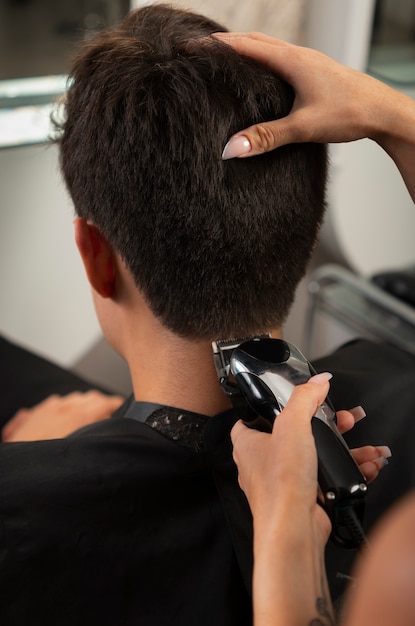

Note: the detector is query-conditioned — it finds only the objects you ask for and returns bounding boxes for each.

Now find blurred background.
[1,0,414,395]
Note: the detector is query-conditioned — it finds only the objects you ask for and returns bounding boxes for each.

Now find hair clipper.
[212,336,368,548]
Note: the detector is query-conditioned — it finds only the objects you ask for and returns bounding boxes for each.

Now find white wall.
[305,0,415,277]
[305,0,375,70]
[0,143,101,367]
[132,0,306,40]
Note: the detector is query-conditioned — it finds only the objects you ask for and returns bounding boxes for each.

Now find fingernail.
[373,456,389,470]
[309,372,333,385]
[349,406,366,422]
[222,135,251,160]
[377,445,392,459]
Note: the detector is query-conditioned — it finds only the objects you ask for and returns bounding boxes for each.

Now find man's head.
[57,3,327,341]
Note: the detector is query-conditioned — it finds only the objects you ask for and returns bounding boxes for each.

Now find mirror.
[368,0,415,86]
[0,0,130,147]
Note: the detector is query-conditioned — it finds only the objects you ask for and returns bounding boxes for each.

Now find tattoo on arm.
[309,596,336,625]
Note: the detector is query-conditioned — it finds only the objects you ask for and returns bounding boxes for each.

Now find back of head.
[57,2,327,340]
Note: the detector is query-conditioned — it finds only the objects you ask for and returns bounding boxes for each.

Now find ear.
[74,218,116,298]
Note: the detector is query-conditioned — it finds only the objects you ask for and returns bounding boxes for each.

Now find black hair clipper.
[212,336,368,548]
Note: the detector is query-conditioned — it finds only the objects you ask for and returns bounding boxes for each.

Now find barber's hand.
[231,374,334,546]
[231,375,391,544]
[335,406,391,484]
[1,390,124,442]
[215,32,403,158]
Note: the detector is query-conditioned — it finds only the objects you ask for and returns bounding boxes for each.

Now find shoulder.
[313,338,415,373]
[0,418,194,494]
[313,339,415,410]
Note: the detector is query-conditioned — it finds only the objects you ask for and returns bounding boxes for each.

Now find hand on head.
[215,32,413,159]
[215,33,374,158]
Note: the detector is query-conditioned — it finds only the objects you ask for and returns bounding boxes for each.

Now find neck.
[121,323,281,416]
[127,334,231,416]
[103,270,281,416]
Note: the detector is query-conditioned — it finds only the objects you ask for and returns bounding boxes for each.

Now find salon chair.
[305,264,415,358]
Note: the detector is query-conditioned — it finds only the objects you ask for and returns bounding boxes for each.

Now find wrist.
[252,517,333,626]
[253,508,327,565]
[367,85,415,147]
[252,495,329,547]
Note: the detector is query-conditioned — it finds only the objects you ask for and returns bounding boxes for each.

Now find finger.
[1,400,55,438]
[352,445,392,466]
[274,374,332,434]
[331,406,366,435]
[335,409,356,435]
[102,395,125,412]
[348,406,366,422]
[230,419,247,446]
[222,107,318,158]
[213,32,286,43]
[351,445,392,483]
[230,375,332,440]
[221,121,292,158]
[359,459,388,484]
[231,375,332,464]
[2,408,31,441]
[1,394,62,441]
[230,419,268,458]
[48,390,124,414]
[81,391,124,413]
[213,33,294,76]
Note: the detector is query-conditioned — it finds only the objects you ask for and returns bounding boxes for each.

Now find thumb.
[276,373,331,432]
[221,118,297,159]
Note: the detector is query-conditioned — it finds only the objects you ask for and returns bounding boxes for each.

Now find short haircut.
[56,3,327,340]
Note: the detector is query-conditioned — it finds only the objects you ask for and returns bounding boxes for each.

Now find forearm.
[366,83,415,203]
[229,383,337,625]
[252,513,334,626]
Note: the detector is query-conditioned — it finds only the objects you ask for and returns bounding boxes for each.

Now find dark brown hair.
[56,3,327,339]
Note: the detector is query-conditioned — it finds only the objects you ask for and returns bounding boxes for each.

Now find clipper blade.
[212,333,271,381]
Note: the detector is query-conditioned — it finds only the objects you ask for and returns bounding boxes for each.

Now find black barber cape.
[0,409,252,626]
[1,339,415,624]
